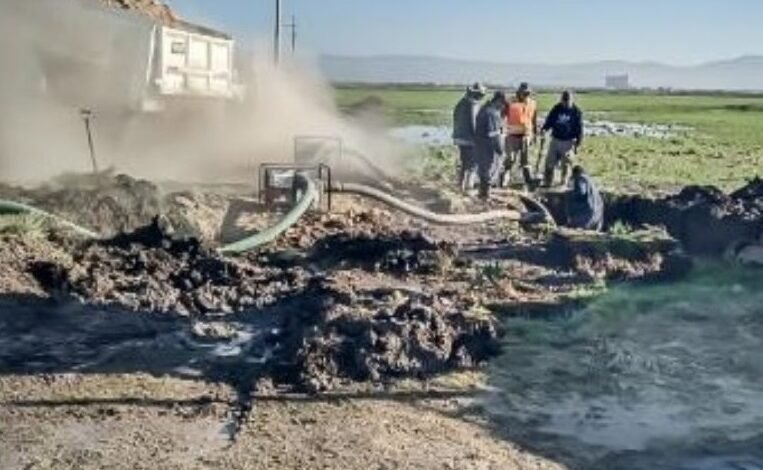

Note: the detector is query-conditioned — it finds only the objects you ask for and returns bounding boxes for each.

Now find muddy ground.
[0,174,755,469]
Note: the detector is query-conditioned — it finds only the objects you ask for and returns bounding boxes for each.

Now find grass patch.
[335,86,763,192]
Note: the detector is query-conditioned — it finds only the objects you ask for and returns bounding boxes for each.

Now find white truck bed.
[155,24,237,100]
[11,0,240,112]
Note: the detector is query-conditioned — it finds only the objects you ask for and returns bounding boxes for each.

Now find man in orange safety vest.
[502,82,538,188]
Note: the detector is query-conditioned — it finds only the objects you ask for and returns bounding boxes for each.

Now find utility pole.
[284,15,297,54]
[274,0,282,66]
[79,109,99,174]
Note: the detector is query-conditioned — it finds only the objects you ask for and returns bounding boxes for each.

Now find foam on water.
[484,264,763,466]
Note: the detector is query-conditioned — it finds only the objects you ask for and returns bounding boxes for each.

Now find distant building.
[605,74,631,90]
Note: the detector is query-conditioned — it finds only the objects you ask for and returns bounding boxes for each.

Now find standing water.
[484,264,763,469]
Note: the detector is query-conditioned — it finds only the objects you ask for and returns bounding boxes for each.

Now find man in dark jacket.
[541,90,584,187]
[452,83,486,192]
[475,91,506,200]
[566,165,604,231]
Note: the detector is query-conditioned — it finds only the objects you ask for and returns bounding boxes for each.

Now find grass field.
[335,86,763,192]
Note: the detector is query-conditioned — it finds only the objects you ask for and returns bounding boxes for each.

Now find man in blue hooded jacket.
[566,165,604,231]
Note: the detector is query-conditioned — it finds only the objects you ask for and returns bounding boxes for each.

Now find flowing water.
[484,264,763,469]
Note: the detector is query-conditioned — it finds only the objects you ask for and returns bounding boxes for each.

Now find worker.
[566,165,604,231]
[475,91,507,200]
[541,90,584,187]
[452,83,487,192]
[502,82,538,187]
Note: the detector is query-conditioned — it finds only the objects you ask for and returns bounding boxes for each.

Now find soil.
[99,0,178,25]
[0,173,732,469]
[542,177,763,256]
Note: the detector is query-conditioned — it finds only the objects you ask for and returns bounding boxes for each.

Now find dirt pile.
[0,174,230,239]
[548,228,692,281]
[274,278,501,393]
[542,178,763,256]
[310,229,454,275]
[31,218,308,316]
[98,0,177,25]
[610,179,763,255]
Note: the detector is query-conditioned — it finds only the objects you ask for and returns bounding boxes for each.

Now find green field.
[335,86,763,192]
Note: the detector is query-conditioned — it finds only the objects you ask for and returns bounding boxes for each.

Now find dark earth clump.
[547,228,692,281]
[310,229,454,275]
[31,218,308,316]
[272,278,502,393]
[0,173,230,240]
[543,178,763,255]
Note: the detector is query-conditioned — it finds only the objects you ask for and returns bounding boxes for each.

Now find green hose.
[0,199,99,238]
[218,174,318,255]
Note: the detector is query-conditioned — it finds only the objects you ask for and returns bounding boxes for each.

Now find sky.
[167,0,763,65]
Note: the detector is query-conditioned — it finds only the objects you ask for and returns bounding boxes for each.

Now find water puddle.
[483,264,763,468]
[391,121,692,146]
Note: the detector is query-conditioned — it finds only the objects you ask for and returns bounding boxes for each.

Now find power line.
[284,15,297,54]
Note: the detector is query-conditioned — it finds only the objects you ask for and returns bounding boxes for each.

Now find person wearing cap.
[541,90,584,187]
[452,83,486,192]
[502,82,539,187]
[475,91,507,200]
[566,165,603,231]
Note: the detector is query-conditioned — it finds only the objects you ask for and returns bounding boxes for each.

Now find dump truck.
[8,0,242,113]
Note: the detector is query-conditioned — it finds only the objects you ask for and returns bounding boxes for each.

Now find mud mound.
[0,235,72,295]
[543,178,763,255]
[0,174,231,240]
[310,229,454,275]
[548,228,691,281]
[99,0,177,24]
[274,279,502,393]
[31,219,307,316]
[32,174,163,235]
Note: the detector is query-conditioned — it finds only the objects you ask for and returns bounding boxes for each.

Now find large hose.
[508,191,557,227]
[340,146,556,226]
[218,174,318,254]
[332,182,531,225]
[0,200,99,238]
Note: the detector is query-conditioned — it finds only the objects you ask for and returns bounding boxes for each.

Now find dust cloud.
[0,0,402,186]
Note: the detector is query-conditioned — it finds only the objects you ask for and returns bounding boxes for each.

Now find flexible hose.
[509,191,557,227]
[0,200,99,238]
[341,146,556,226]
[332,182,531,225]
[218,174,318,254]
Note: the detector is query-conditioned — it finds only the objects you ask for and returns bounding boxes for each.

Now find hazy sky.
[167,0,762,65]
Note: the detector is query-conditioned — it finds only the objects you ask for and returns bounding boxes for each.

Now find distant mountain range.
[319,55,763,91]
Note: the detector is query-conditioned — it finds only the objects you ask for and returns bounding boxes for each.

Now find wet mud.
[3,172,756,468]
[542,177,763,256]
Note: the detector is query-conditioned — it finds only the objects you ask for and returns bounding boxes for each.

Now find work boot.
[521,165,534,187]
[560,165,570,187]
[501,170,512,188]
[543,168,554,188]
